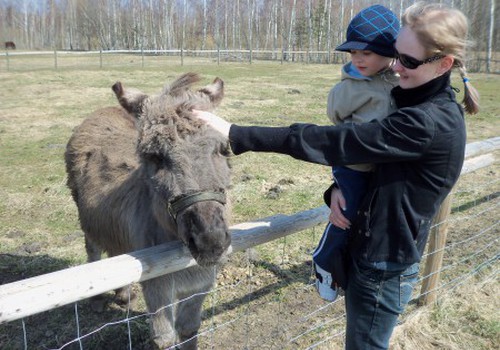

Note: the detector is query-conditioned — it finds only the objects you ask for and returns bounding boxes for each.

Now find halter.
[167,191,226,222]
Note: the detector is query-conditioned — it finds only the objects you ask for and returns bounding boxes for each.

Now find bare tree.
[181,0,187,64]
[308,0,313,60]
[317,0,328,55]
[273,0,279,55]
[326,0,332,62]
[215,0,221,49]
[247,0,253,62]
[287,0,297,59]
[486,0,495,72]
[0,0,495,73]
[224,0,228,49]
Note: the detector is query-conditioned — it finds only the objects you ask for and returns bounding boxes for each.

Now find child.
[312,4,400,301]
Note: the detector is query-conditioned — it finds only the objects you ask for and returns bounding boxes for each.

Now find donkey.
[65,73,232,349]
[5,41,16,49]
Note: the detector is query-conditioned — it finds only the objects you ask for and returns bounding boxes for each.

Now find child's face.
[350,50,393,77]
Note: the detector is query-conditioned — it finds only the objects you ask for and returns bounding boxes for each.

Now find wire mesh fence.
[1,50,499,73]
[0,148,498,350]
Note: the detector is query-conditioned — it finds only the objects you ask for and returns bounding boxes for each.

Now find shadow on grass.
[0,253,315,350]
[451,191,499,214]
[0,253,73,285]
[204,258,313,320]
[0,253,152,350]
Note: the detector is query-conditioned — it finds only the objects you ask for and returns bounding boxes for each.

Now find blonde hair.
[402,2,480,114]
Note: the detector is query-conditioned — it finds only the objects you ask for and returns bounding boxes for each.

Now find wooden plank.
[464,136,500,158]
[460,153,495,175]
[0,206,330,324]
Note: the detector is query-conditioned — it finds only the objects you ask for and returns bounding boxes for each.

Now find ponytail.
[458,65,480,115]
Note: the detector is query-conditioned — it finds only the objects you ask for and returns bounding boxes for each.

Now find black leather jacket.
[228,72,466,264]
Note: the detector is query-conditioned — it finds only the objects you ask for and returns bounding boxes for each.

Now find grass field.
[0,57,498,349]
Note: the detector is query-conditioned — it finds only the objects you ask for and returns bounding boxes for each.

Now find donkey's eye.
[144,153,164,166]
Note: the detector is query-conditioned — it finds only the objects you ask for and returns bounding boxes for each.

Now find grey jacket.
[327,62,398,125]
[327,62,398,171]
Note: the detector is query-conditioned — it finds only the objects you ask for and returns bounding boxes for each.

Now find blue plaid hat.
[336,5,400,58]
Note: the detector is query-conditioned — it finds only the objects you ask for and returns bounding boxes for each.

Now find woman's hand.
[329,188,350,230]
[192,110,232,138]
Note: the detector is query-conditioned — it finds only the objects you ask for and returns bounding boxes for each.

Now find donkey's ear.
[112,82,148,115]
[199,77,224,107]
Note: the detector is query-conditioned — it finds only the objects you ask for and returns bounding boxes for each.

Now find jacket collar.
[392,71,451,109]
[342,62,371,81]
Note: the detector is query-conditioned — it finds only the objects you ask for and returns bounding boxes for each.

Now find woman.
[194,3,479,349]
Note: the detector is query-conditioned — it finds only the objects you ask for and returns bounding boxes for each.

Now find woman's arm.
[193,109,435,167]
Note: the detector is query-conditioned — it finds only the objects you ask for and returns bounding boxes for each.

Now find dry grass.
[391,276,499,350]
[0,56,498,349]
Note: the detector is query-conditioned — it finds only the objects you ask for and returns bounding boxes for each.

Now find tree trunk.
[327,0,332,63]
[486,0,495,73]
[287,0,297,61]
[308,0,312,62]
[224,0,228,49]
[202,0,207,50]
[247,0,253,63]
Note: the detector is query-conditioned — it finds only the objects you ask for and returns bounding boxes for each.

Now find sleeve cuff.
[323,182,339,207]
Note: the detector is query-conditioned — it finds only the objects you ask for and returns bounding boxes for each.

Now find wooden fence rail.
[0,137,498,324]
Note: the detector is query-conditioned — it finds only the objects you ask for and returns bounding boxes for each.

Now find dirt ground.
[1,161,498,350]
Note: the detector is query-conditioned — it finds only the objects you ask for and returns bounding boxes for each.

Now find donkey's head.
[112,73,231,266]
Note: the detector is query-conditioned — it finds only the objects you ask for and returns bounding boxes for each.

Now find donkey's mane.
[162,72,201,96]
[137,73,218,156]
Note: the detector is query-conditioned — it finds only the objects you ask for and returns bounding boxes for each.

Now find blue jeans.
[344,259,420,349]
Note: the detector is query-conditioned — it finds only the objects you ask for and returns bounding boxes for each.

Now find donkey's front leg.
[174,267,216,350]
[141,277,177,349]
[174,292,207,350]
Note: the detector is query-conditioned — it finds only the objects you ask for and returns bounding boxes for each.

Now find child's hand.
[329,188,350,229]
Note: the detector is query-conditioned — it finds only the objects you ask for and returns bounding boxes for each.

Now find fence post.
[419,193,453,305]
[141,46,144,68]
[54,49,57,69]
[99,49,103,69]
[5,50,9,71]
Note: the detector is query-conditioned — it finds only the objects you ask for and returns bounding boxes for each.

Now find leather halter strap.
[168,191,226,222]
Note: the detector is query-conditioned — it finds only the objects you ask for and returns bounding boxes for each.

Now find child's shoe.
[314,263,338,302]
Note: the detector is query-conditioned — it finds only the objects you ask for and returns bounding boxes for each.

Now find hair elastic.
[463,77,469,83]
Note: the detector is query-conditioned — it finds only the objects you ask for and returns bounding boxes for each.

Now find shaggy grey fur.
[65,73,231,349]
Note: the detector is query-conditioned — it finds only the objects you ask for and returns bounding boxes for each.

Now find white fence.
[0,137,498,349]
[1,49,499,73]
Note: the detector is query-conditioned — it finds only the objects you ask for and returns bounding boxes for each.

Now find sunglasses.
[395,50,445,69]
